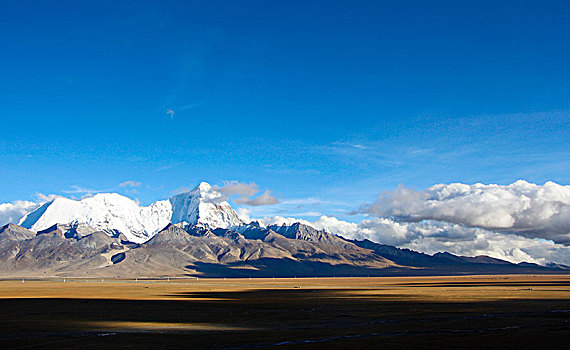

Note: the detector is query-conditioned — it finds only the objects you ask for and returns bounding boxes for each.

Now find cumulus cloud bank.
[0,200,40,227]
[257,180,570,266]
[359,180,570,244]
[0,193,64,227]
[260,216,314,227]
[282,215,570,266]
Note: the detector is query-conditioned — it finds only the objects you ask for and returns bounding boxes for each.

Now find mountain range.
[0,182,565,278]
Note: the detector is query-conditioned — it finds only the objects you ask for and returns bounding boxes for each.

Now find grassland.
[0,275,569,349]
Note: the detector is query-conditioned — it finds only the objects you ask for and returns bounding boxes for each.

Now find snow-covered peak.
[169,182,243,229]
[19,193,172,243]
[17,182,244,243]
[89,192,138,204]
[194,181,214,195]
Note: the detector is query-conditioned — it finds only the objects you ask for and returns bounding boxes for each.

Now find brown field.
[0,275,569,349]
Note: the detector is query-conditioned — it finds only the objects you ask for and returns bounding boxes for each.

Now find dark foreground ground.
[0,275,569,349]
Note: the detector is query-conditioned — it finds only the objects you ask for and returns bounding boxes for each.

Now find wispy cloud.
[35,193,62,203]
[214,181,280,206]
[166,108,175,119]
[154,162,182,172]
[318,141,403,167]
[178,103,199,111]
[234,190,279,206]
[281,197,349,206]
[215,181,259,198]
[119,181,142,188]
[408,148,433,156]
[62,185,104,197]
[171,186,191,195]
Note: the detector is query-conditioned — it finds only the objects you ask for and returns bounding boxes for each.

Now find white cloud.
[402,229,570,266]
[360,180,570,244]
[171,186,191,195]
[236,208,252,223]
[235,190,279,206]
[260,216,314,227]
[215,181,259,198]
[0,200,39,226]
[0,192,64,226]
[312,215,359,235]
[35,193,61,203]
[252,213,570,266]
[155,162,181,172]
[166,109,175,118]
[216,181,279,206]
[62,185,103,197]
[281,197,348,206]
[119,181,142,188]
[312,216,411,246]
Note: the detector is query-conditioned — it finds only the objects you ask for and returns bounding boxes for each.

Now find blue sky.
[1,0,569,220]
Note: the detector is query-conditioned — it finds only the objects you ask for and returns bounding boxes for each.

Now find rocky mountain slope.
[1,182,565,278]
[0,221,564,278]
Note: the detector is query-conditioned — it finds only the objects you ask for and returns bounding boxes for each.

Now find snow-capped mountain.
[18,182,243,243]
[169,182,243,229]
[2,182,565,278]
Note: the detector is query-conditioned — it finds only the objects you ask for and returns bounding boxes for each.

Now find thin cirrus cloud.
[215,181,259,198]
[62,185,104,196]
[215,181,279,206]
[234,190,280,206]
[119,181,142,188]
[357,180,570,245]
